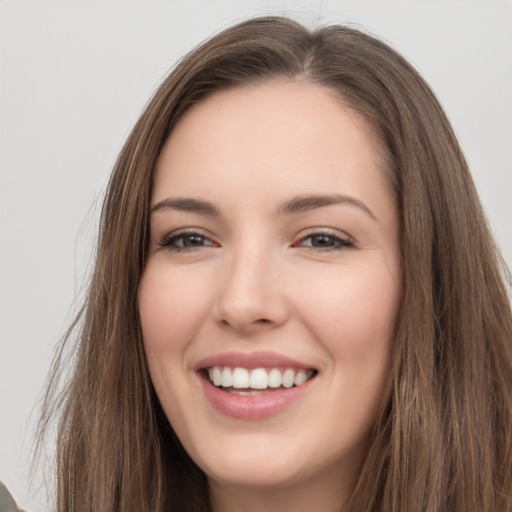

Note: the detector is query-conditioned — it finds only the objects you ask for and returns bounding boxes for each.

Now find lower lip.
[199,374,315,420]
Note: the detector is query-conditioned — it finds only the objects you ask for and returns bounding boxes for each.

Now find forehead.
[153,80,390,206]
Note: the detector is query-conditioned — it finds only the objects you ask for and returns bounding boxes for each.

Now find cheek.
[294,262,400,366]
[138,263,212,353]
[138,263,214,423]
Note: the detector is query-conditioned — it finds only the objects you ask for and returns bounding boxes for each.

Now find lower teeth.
[227,389,270,396]
[223,386,290,395]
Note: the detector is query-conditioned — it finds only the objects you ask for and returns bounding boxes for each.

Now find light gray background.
[1,1,511,510]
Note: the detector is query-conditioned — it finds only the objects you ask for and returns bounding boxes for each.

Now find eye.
[159,231,217,251]
[296,231,353,251]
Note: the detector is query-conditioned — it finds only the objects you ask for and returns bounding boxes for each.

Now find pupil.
[183,235,204,247]
[312,235,333,247]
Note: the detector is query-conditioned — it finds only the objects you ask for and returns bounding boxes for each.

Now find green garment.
[0,482,24,512]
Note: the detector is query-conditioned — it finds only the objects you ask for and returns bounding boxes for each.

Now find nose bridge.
[214,235,287,332]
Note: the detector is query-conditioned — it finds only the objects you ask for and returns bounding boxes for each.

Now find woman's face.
[139,81,401,496]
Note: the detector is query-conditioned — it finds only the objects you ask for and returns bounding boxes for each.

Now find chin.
[189,428,364,493]
[203,457,308,489]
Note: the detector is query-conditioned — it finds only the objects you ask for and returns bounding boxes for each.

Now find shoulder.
[0,482,25,512]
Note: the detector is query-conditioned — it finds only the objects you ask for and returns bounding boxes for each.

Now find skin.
[138,80,401,512]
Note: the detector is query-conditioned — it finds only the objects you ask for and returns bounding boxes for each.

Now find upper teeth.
[207,366,314,389]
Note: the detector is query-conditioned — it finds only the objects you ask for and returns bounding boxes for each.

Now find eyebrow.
[278,194,377,220]
[151,197,220,216]
[150,193,376,220]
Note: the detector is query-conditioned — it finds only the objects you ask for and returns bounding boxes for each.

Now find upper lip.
[195,351,316,371]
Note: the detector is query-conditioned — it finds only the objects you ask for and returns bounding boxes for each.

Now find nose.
[213,246,290,335]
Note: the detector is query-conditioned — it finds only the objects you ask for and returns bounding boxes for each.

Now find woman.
[38,16,512,511]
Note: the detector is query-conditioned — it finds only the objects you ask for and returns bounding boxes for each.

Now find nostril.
[218,316,273,333]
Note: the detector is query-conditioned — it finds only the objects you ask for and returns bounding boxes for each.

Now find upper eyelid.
[294,227,354,242]
[161,227,214,238]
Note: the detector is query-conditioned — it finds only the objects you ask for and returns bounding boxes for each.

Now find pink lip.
[195,351,317,420]
[199,376,315,420]
[195,351,314,371]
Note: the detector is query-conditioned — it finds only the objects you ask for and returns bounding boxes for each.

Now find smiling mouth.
[205,366,317,395]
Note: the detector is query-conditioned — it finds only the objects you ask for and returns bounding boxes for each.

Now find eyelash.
[294,231,353,252]
[158,229,353,252]
[159,230,217,252]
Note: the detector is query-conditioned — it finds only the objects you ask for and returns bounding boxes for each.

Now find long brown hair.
[38,16,512,511]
